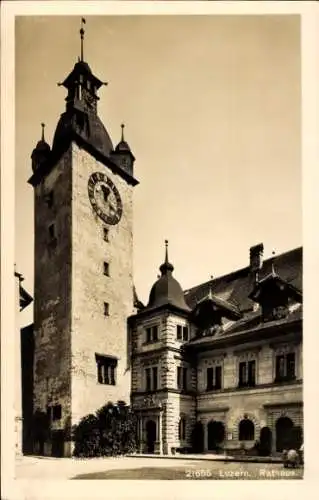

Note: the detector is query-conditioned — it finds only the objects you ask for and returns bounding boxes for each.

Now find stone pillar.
[203,422,208,452]
[159,411,163,454]
[139,415,144,453]
[154,413,160,454]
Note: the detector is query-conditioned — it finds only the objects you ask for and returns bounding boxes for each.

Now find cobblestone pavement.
[15,455,303,480]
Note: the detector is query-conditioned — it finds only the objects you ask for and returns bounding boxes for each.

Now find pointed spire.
[159,239,174,275]
[271,250,276,276]
[121,123,125,142]
[41,123,45,141]
[80,17,86,62]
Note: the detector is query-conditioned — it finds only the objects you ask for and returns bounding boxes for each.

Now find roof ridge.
[184,246,302,295]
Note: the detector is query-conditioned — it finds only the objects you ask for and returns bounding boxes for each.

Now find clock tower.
[28,21,138,456]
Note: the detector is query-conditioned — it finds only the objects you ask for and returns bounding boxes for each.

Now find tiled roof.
[187,305,302,348]
[184,247,302,314]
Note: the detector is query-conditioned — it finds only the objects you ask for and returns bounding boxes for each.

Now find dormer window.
[192,290,241,337]
[249,265,302,323]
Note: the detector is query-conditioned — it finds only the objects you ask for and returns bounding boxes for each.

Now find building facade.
[26,27,302,457]
[130,244,302,456]
[15,270,33,455]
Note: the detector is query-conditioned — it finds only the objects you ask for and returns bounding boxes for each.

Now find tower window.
[52,404,62,421]
[96,354,117,385]
[145,325,159,343]
[176,325,188,341]
[48,223,55,240]
[177,367,188,391]
[183,326,189,341]
[104,262,110,276]
[104,302,109,316]
[103,228,109,242]
[145,366,158,391]
[46,191,54,208]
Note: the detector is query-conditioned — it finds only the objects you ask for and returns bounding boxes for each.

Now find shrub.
[72,401,138,458]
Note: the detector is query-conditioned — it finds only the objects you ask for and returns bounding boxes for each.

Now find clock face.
[88,172,123,225]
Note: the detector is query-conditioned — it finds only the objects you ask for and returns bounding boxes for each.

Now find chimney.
[249,243,264,283]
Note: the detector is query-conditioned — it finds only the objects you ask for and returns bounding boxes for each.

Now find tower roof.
[52,19,113,158]
[146,241,190,312]
[115,124,133,153]
[33,123,50,154]
[52,109,114,158]
[29,18,138,188]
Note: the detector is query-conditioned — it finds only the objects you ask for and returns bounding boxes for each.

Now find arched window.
[179,417,186,441]
[238,418,255,440]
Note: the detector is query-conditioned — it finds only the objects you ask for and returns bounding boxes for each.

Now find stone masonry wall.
[71,144,134,426]
[131,311,196,453]
[196,336,302,449]
[197,339,302,392]
[33,148,73,436]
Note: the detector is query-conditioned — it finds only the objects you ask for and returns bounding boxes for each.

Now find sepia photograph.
[4,2,318,496]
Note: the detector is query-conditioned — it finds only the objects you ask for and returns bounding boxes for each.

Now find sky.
[15,14,301,325]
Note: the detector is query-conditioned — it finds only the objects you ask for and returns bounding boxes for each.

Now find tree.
[72,401,138,458]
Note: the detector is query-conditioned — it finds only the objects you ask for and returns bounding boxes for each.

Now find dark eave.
[61,63,104,90]
[28,133,139,188]
[249,274,302,304]
[192,293,242,321]
[185,316,302,352]
[128,302,190,325]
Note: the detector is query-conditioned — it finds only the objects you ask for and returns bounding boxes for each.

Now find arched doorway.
[146,419,157,453]
[238,419,255,441]
[259,427,272,456]
[276,416,293,452]
[191,421,204,453]
[207,421,225,451]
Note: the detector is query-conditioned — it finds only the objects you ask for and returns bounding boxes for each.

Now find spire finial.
[80,17,86,62]
[121,123,125,141]
[164,239,169,264]
[271,250,276,275]
[41,123,45,141]
[159,239,174,275]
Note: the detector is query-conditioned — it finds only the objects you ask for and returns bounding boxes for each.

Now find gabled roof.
[249,272,302,304]
[192,290,242,321]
